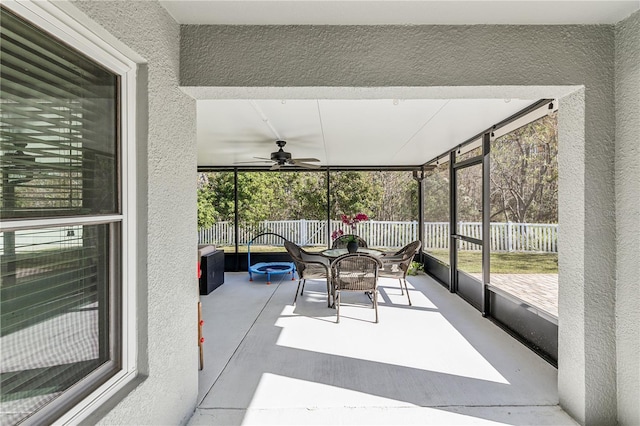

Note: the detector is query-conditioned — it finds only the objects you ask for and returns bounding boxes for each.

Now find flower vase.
[346,241,359,253]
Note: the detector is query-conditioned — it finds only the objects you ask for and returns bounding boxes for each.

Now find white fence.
[198,220,558,253]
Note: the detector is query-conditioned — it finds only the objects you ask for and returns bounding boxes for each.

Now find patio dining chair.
[330,253,383,323]
[331,234,368,249]
[284,240,332,307]
[379,240,422,306]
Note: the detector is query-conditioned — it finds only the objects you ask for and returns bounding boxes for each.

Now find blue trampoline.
[248,233,296,285]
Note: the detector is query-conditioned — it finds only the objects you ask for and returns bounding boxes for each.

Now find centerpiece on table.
[331,213,369,253]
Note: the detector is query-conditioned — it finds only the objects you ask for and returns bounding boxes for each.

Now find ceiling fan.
[234,140,321,170]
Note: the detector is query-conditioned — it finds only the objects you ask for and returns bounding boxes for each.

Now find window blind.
[1,8,119,219]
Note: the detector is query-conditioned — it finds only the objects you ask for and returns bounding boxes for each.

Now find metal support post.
[234,168,239,271]
[326,168,331,248]
[449,151,457,293]
[413,169,426,264]
[482,132,491,317]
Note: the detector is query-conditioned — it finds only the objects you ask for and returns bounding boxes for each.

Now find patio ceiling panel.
[196,98,538,168]
[255,99,326,161]
[398,98,536,163]
[318,99,449,166]
[196,100,277,165]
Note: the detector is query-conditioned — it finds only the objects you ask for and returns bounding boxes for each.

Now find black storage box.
[199,249,224,295]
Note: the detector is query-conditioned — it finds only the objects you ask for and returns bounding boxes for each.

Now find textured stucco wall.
[181,24,617,424]
[70,1,198,425]
[556,88,586,421]
[615,10,640,426]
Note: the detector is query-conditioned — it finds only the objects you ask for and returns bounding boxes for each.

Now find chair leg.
[403,279,412,306]
[399,278,404,295]
[336,291,341,323]
[331,282,336,308]
[374,290,379,323]
[300,279,306,295]
[326,280,331,307]
[293,279,302,304]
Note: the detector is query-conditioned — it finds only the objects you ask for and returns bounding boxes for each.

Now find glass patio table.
[321,247,384,259]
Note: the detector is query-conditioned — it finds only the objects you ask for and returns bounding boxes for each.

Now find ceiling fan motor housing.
[271,141,292,164]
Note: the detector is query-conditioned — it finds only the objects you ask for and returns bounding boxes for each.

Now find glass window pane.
[489,113,558,317]
[423,163,450,265]
[456,163,483,238]
[330,171,417,251]
[0,8,119,219]
[0,223,116,424]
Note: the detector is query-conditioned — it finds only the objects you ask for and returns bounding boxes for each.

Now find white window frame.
[1,1,140,424]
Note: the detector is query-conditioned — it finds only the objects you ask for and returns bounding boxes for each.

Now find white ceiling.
[197,99,537,167]
[161,0,639,25]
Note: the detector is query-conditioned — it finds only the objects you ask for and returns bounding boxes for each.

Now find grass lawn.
[426,249,558,274]
[212,246,558,274]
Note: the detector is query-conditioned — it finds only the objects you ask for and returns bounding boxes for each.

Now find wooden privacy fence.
[199,220,558,253]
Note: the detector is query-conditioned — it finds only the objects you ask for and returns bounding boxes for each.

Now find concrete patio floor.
[189,272,576,425]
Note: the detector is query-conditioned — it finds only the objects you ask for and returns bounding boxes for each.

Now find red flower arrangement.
[331,213,369,240]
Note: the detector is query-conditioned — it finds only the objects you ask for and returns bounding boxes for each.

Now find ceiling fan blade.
[293,161,321,169]
[233,156,275,164]
[270,163,281,171]
[289,158,320,163]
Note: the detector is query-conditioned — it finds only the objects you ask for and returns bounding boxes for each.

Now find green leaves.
[197,170,421,230]
[197,188,217,230]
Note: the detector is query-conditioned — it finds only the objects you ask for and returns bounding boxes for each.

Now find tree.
[490,114,558,223]
[197,169,419,227]
[372,171,417,221]
[457,164,483,222]
[329,171,382,219]
[289,172,327,220]
[204,172,235,221]
[237,172,282,223]
[423,164,450,222]
[200,171,326,223]
[197,189,216,230]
